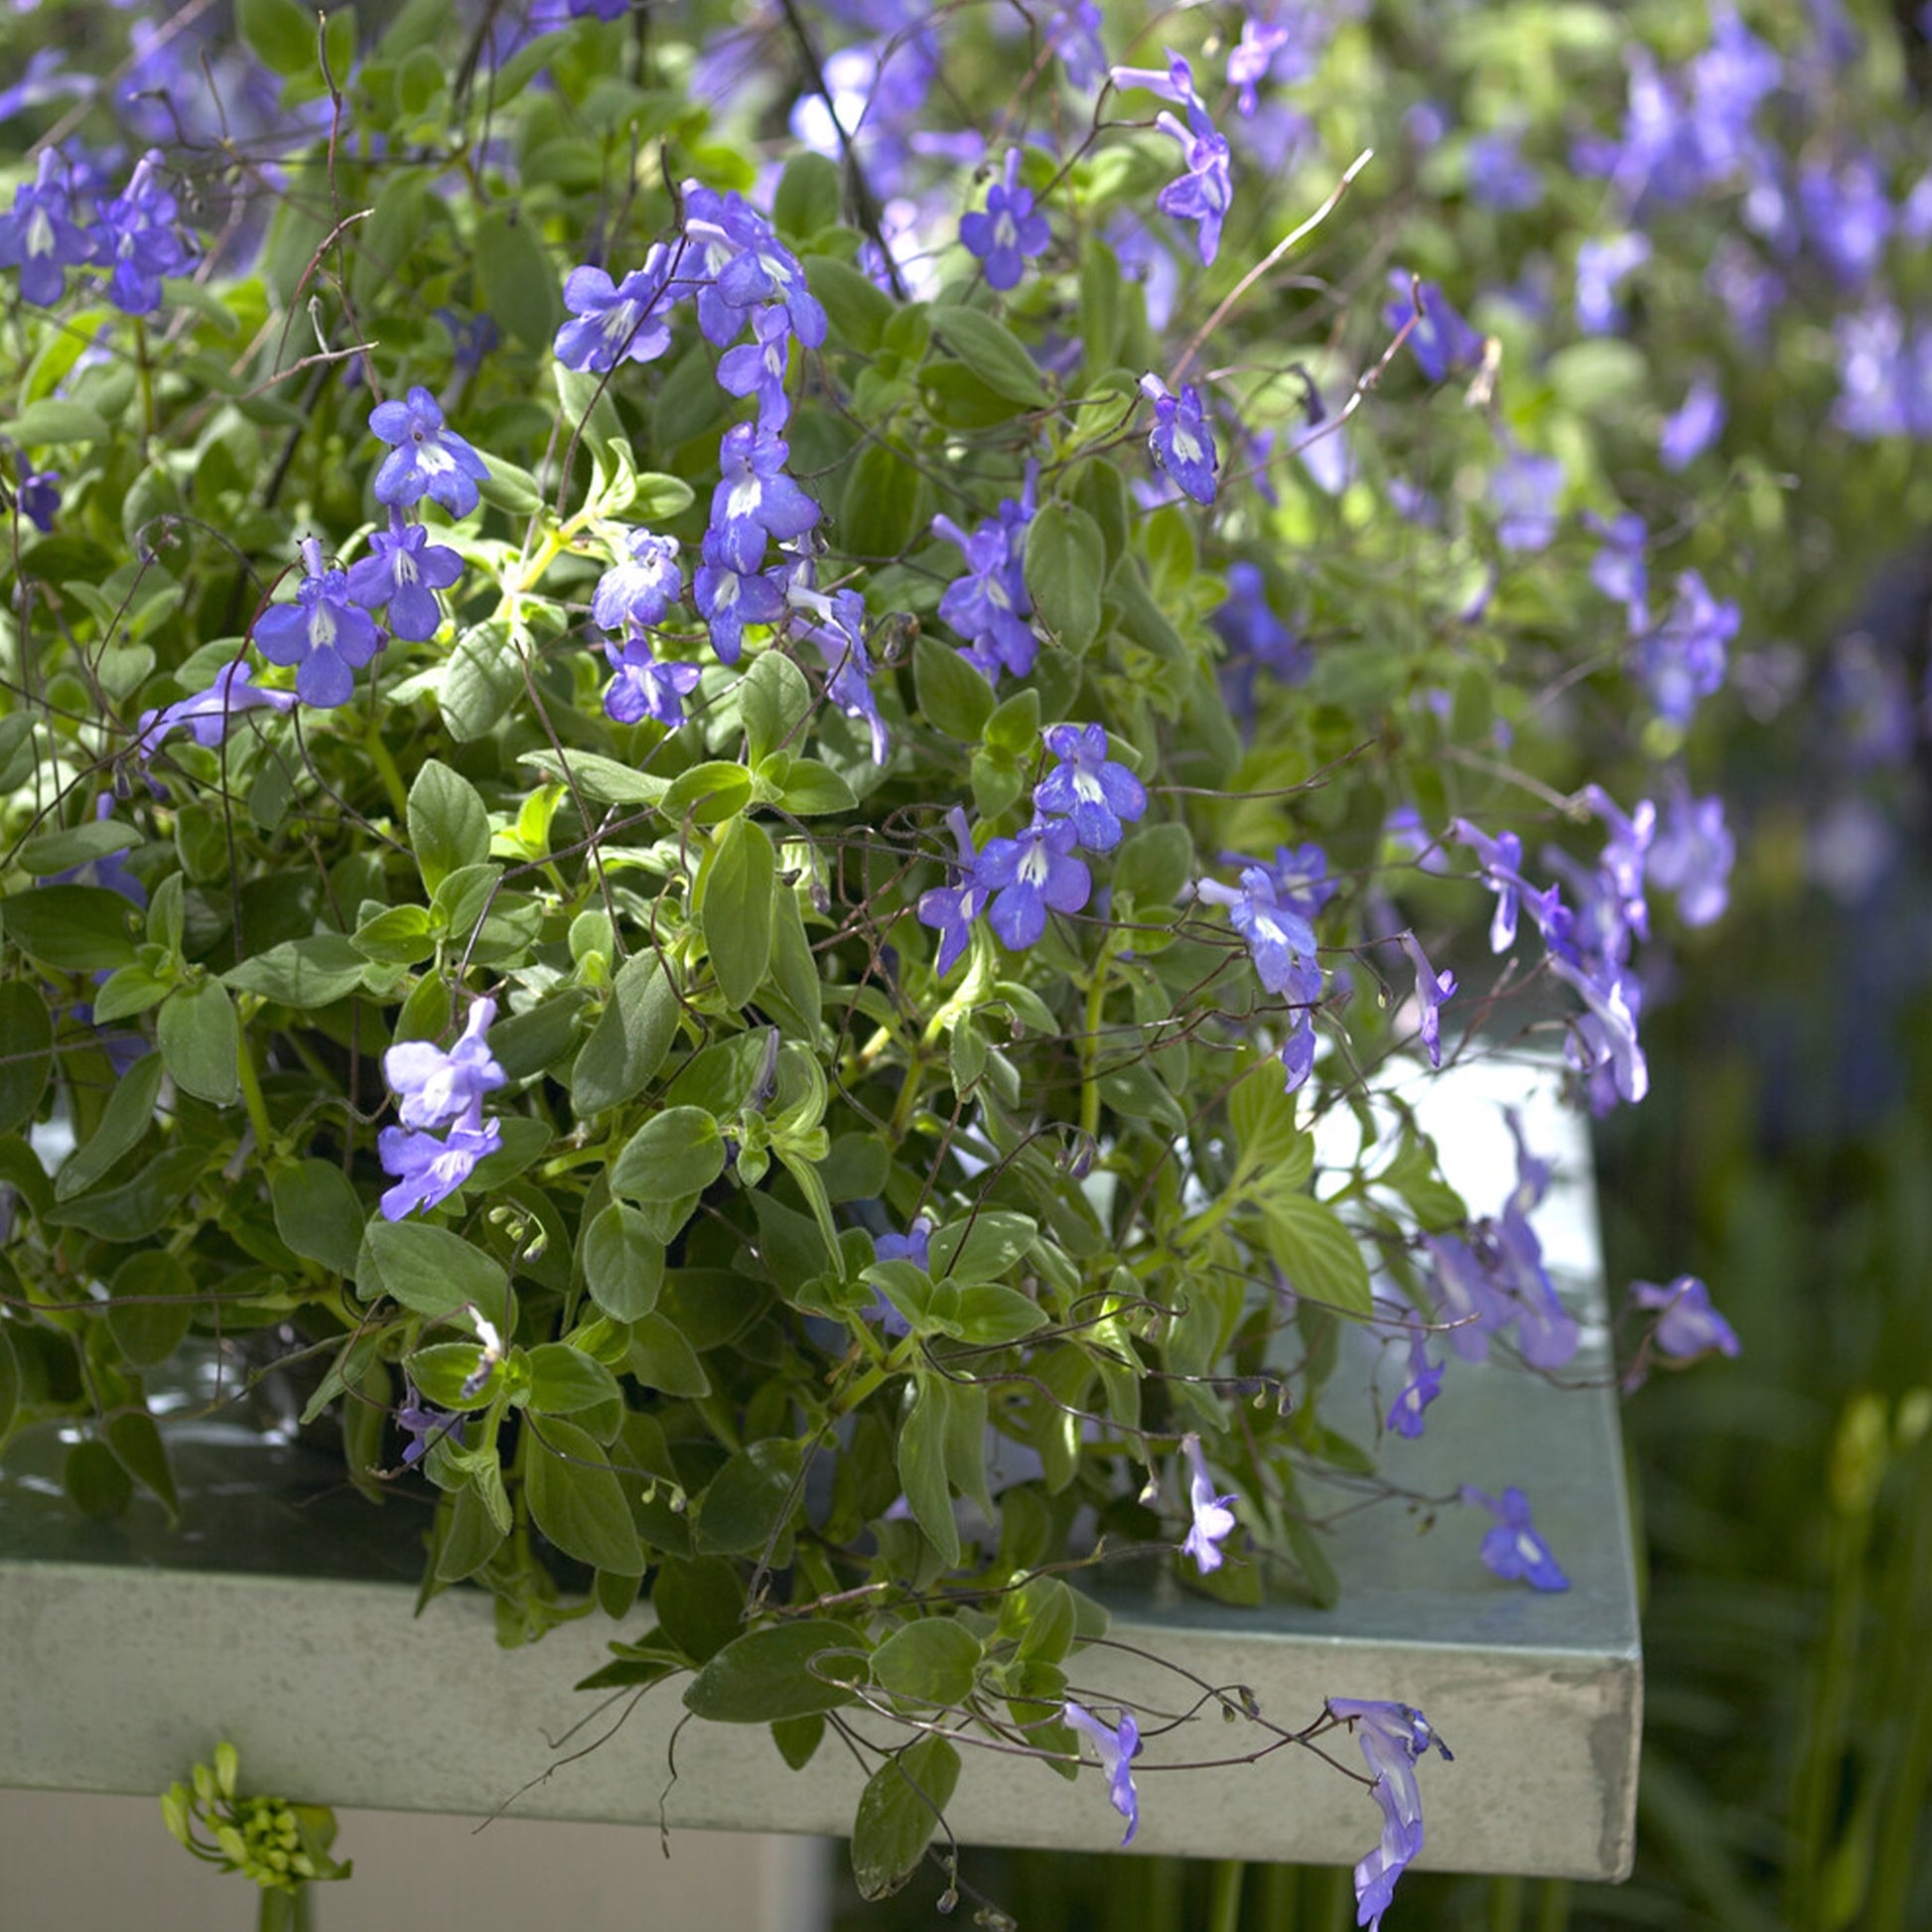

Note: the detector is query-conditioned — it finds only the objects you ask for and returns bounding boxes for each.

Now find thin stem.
[235,1026,277,1160]
[1207,1859,1247,1932]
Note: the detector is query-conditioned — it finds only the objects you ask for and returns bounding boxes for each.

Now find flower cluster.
[930,468,1039,682]
[0,146,195,313]
[378,1000,507,1221]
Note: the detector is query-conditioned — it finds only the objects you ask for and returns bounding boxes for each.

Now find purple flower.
[1660,374,1725,472]
[1639,570,1737,726]
[553,249,676,372]
[396,1383,462,1466]
[1325,1700,1451,1932]
[130,660,298,760]
[1178,1433,1237,1573]
[1060,1701,1141,1845]
[916,808,991,976]
[1630,1275,1740,1360]
[682,184,827,349]
[1489,445,1564,553]
[1396,931,1456,1068]
[368,386,490,519]
[1195,865,1317,997]
[1647,781,1733,927]
[1386,1331,1444,1439]
[1583,509,1649,629]
[1464,1483,1570,1590]
[1800,154,1893,289]
[18,464,59,532]
[603,635,703,728]
[0,150,93,307]
[377,1114,502,1220]
[1383,274,1484,384]
[1574,231,1650,334]
[1466,126,1543,210]
[1033,724,1147,854]
[865,1216,933,1336]
[1153,99,1232,266]
[384,997,507,1131]
[1212,563,1307,692]
[1047,0,1106,88]
[1111,52,1232,263]
[1549,954,1648,1111]
[345,509,463,641]
[1580,783,1654,955]
[253,538,384,708]
[716,306,796,435]
[976,816,1091,950]
[1139,373,1218,505]
[708,424,820,575]
[693,531,788,665]
[91,150,195,316]
[931,503,1036,683]
[801,585,890,764]
[1449,818,1527,953]
[1424,1231,1512,1362]
[960,149,1051,292]
[592,529,684,633]
[1493,1200,1581,1371]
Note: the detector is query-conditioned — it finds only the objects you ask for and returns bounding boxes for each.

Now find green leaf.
[158,981,239,1106]
[928,305,1050,406]
[107,1409,180,1524]
[271,1160,365,1275]
[701,815,776,1011]
[804,255,894,354]
[662,760,754,826]
[90,962,172,1025]
[983,684,1041,758]
[526,1416,645,1576]
[147,873,184,955]
[682,1619,865,1723]
[571,953,679,1116]
[1229,1060,1313,1184]
[580,1200,665,1321]
[54,1051,164,1201]
[352,904,438,967]
[897,1380,959,1568]
[40,1144,206,1241]
[1255,1191,1372,1316]
[476,207,563,351]
[0,1324,19,1452]
[840,440,927,560]
[773,152,842,239]
[776,759,858,816]
[362,1220,504,1318]
[952,1284,1048,1344]
[850,1735,961,1900]
[8,398,112,447]
[1112,821,1193,908]
[65,1439,133,1519]
[871,1618,981,1707]
[441,621,525,744]
[222,933,368,1007]
[1024,501,1106,655]
[928,1209,1036,1286]
[518,748,670,807]
[740,649,812,765]
[610,1107,727,1201]
[16,819,140,876]
[107,1248,197,1367]
[0,886,139,972]
[524,1342,622,1416]
[0,982,53,1133]
[238,0,317,73]
[626,1311,711,1396]
[409,759,491,896]
[697,1440,803,1558]
[771,1715,824,1770]
[651,1555,747,1664]
[912,633,996,743]
[769,891,823,1035]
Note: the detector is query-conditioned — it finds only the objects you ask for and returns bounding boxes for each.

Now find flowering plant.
[21,0,1913,1921]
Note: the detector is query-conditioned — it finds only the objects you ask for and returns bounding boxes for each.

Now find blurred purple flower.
[1630,1275,1740,1360]
[1464,1483,1570,1590]
[1061,1701,1141,1845]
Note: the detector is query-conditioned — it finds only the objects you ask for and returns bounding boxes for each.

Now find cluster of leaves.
[0,0,1850,1910]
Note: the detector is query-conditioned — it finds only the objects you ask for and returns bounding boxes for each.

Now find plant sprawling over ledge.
[17,0,1898,1917]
